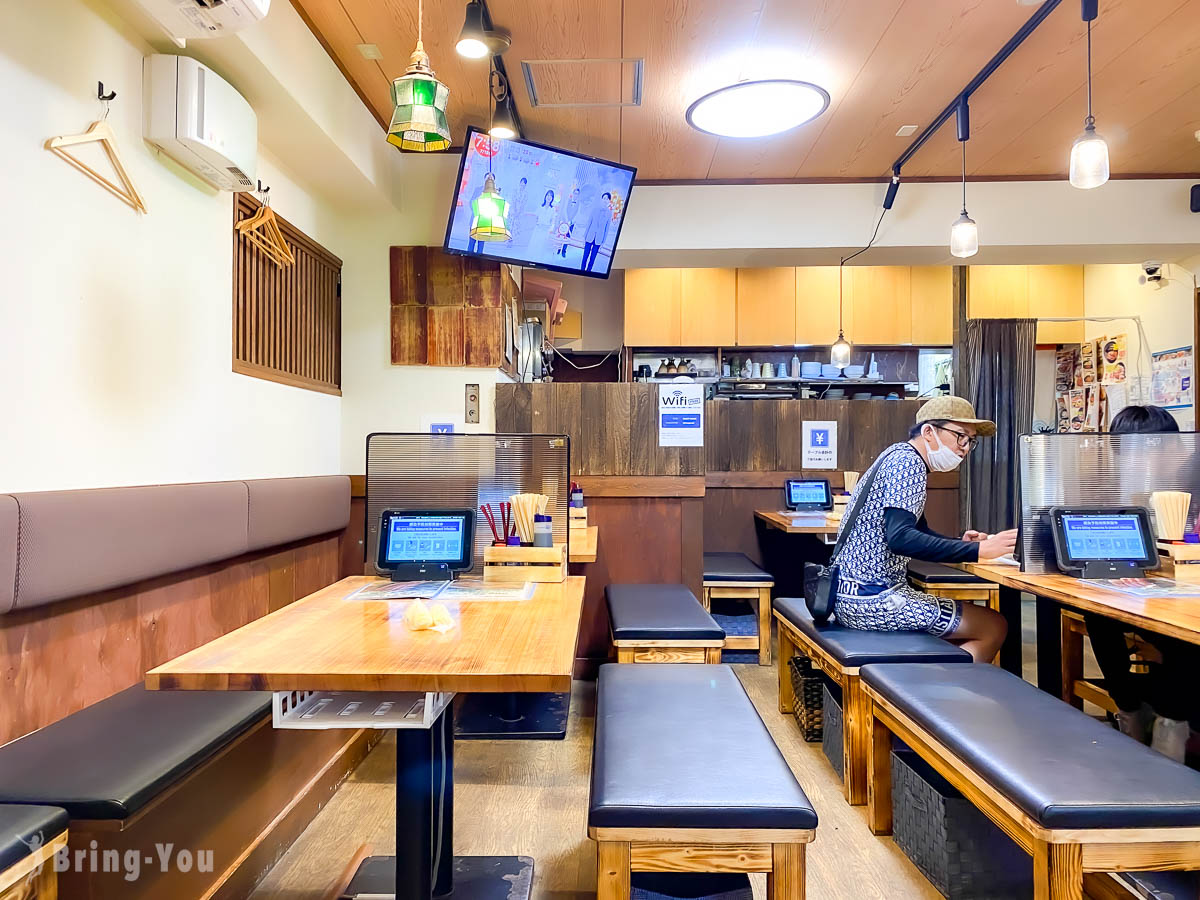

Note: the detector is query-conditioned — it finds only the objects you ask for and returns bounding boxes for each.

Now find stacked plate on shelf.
[820,363,841,378]
[801,361,822,378]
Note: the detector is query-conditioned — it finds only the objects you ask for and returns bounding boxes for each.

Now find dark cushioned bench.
[703,552,774,666]
[607,584,724,664]
[907,560,999,613]
[773,596,971,806]
[0,684,269,820]
[862,663,1200,899]
[0,804,68,897]
[589,664,816,899]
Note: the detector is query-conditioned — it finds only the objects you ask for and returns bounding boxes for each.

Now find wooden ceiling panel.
[618,0,763,180]
[290,0,1200,180]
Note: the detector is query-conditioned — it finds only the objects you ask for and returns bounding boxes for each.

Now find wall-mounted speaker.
[1192,183,1200,213]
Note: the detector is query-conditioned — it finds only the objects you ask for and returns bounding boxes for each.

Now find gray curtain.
[964,318,1036,534]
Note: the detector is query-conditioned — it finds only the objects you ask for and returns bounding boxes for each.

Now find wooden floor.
[252,663,943,900]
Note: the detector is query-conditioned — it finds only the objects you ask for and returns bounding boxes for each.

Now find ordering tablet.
[377,509,476,579]
[1049,506,1158,578]
[784,479,833,511]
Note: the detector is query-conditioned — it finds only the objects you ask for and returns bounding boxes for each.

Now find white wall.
[0,0,349,492]
[552,271,625,352]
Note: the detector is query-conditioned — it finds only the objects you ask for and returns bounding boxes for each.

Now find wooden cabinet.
[624,268,682,345]
[1028,265,1084,344]
[845,266,912,344]
[794,266,842,344]
[968,265,1084,344]
[736,267,796,346]
[968,266,1030,319]
[680,268,736,346]
[910,266,953,345]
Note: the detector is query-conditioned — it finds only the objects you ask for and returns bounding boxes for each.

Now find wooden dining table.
[754,509,841,535]
[146,574,586,900]
[963,562,1200,699]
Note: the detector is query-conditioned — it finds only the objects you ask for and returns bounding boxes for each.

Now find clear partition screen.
[1018,432,1200,573]
[366,433,570,576]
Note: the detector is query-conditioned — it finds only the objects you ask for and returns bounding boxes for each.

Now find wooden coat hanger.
[235,184,295,267]
[45,83,147,213]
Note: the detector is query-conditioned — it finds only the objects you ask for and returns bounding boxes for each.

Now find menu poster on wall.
[1080,340,1098,386]
[1056,345,1079,393]
[657,384,704,447]
[1056,392,1071,432]
[1101,334,1128,384]
[1152,345,1194,429]
[1069,390,1086,432]
[1084,386,1101,431]
[802,421,838,469]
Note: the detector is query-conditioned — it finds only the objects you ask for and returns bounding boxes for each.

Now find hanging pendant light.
[488,65,520,140]
[387,0,451,153]
[1069,2,1109,189]
[950,136,979,258]
[831,264,852,369]
[456,0,511,59]
[469,170,511,242]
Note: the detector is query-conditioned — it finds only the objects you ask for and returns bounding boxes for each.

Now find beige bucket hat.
[915,395,997,437]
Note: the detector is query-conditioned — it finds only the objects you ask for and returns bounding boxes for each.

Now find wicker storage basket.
[891,749,1032,899]
[788,656,824,742]
[820,684,844,781]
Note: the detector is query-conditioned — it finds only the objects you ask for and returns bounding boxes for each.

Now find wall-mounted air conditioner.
[134,0,270,46]
[144,55,257,192]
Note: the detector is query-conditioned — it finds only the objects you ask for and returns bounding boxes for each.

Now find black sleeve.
[915,514,952,540]
[884,507,980,563]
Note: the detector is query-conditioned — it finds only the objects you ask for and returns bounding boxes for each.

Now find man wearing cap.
[831,396,1016,662]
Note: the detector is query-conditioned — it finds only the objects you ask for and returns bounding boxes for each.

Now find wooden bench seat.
[907,560,1000,610]
[607,584,724,664]
[589,664,816,899]
[703,552,775,665]
[862,662,1200,900]
[774,597,971,806]
[0,805,67,900]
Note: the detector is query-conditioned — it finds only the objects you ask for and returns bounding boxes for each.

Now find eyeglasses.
[933,424,979,452]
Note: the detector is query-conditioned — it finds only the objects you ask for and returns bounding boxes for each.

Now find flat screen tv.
[443,126,636,279]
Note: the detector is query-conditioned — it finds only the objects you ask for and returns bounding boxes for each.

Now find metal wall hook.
[256,180,271,206]
[98,81,116,119]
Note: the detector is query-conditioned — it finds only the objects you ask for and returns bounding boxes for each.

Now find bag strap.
[829,445,916,564]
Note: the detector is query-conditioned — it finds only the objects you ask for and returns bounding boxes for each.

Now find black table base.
[342,855,534,900]
[453,692,569,740]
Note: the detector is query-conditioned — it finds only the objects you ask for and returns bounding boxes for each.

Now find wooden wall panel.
[427,307,466,366]
[390,306,427,365]
[233,194,342,395]
[0,535,344,746]
[389,246,428,305]
[464,307,504,367]
[429,252,466,306]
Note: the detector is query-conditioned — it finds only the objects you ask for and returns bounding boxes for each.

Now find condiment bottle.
[533,514,553,548]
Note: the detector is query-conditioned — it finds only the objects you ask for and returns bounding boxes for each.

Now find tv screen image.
[443,127,636,279]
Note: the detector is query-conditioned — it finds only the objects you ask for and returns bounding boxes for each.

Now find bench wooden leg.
[701,586,712,611]
[778,627,796,715]
[1061,612,1086,709]
[757,587,772,666]
[1033,842,1083,900]
[597,841,631,900]
[866,698,893,835]
[843,675,869,806]
[767,843,805,900]
[706,647,722,663]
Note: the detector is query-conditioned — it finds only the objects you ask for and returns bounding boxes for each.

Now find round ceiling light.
[685,79,830,139]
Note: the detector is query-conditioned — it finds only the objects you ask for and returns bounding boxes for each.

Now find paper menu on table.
[346,581,451,601]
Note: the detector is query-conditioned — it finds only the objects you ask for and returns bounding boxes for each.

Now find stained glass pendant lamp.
[387,0,451,152]
[469,171,511,242]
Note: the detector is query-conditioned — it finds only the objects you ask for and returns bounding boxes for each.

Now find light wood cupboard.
[680,268,737,346]
[624,268,681,346]
[1028,266,1085,344]
[846,266,912,344]
[794,266,842,344]
[736,267,796,346]
[967,265,1084,344]
[910,266,953,345]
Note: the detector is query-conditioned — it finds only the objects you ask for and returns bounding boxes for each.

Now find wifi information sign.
[658,385,705,448]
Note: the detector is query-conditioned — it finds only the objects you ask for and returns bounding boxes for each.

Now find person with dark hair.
[832,396,1016,662]
[1084,404,1198,762]
[580,192,613,272]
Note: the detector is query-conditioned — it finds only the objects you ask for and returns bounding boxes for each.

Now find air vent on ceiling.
[520,58,643,109]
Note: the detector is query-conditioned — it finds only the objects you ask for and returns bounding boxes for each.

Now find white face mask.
[924,426,964,472]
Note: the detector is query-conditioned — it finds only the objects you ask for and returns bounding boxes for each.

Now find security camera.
[1139,261,1164,287]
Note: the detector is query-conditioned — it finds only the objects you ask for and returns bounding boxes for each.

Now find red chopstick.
[502,502,511,540]
[480,504,500,543]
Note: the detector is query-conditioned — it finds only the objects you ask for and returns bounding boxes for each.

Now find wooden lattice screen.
[233,194,342,395]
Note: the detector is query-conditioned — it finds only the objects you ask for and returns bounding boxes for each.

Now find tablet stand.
[389,563,453,582]
[1075,560,1147,580]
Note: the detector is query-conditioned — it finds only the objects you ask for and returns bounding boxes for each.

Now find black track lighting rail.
[475,0,524,138]
[889,0,1063,180]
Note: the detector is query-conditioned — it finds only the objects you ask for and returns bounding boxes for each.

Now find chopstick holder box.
[568,506,588,528]
[483,543,567,583]
[1157,540,1200,582]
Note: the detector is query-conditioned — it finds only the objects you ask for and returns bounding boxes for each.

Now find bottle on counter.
[869,353,880,379]
[722,360,732,378]
[791,355,801,379]
[533,514,553,548]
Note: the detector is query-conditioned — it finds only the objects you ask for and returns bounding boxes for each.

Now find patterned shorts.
[834,581,963,638]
